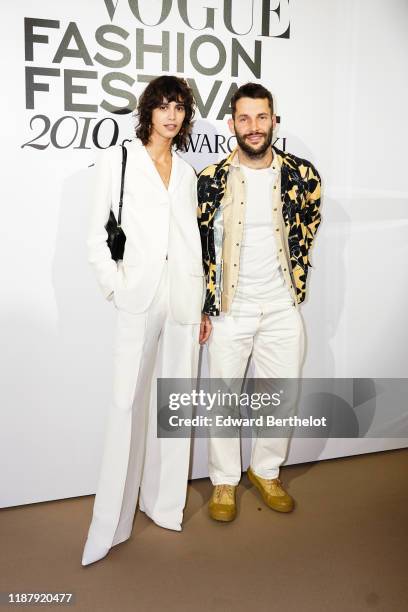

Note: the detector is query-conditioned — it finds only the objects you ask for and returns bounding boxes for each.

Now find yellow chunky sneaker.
[208,484,237,522]
[247,467,294,513]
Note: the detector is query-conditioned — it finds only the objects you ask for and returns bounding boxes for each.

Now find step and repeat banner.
[1,0,407,506]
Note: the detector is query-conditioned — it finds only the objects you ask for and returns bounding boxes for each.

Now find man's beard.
[235,125,273,158]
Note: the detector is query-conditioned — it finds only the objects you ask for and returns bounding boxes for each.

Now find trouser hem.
[250,467,280,480]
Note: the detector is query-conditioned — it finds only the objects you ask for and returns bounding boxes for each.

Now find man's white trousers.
[207,294,304,485]
[82,263,199,565]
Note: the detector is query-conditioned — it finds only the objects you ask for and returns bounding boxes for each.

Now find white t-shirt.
[233,163,292,303]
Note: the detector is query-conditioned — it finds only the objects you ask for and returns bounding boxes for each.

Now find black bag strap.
[117,139,131,227]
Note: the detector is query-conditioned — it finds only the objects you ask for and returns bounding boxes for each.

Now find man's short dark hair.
[231,83,274,118]
[135,75,195,151]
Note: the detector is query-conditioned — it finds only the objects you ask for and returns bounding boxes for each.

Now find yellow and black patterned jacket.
[197,145,322,316]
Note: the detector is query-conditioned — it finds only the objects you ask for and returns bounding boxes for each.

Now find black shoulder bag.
[105,140,130,262]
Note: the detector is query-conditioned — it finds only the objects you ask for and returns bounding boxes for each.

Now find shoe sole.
[208,506,236,522]
[247,469,294,513]
[209,513,236,522]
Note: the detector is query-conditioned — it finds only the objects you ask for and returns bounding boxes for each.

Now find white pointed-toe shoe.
[81,539,110,566]
[138,505,182,532]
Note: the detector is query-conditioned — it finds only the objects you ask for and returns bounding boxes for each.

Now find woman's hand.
[199,314,212,344]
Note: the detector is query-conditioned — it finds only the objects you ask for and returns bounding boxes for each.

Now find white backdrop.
[1,0,407,507]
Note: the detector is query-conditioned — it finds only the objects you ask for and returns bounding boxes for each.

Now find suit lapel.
[168,150,185,195]
[125,138,164,195]
[127,138,187,197]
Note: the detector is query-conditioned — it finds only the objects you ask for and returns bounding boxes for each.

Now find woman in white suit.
[82,76,212,566]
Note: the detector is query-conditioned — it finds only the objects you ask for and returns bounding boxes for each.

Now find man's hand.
[199,314,212,344]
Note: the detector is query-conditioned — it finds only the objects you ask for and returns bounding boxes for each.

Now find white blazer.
[87,138,204,324]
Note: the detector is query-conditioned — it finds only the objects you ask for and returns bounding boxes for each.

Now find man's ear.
[227,117,235,134]
[272,114,277,129]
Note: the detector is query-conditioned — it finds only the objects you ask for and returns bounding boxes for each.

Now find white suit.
[87,137,204,319]
[82,138,204,566]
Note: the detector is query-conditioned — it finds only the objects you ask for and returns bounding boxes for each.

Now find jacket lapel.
[168,150,186,195]
[127,138,185,196]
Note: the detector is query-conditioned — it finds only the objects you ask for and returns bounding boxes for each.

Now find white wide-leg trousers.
[207,294,304,485]
[82,263,199,565]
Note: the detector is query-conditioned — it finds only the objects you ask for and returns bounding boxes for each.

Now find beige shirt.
[220,149,297,313]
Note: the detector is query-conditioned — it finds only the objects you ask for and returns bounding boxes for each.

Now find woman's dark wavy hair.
[135,76,195,151]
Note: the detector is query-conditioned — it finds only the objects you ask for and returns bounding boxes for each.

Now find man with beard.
[197,82,322,522]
